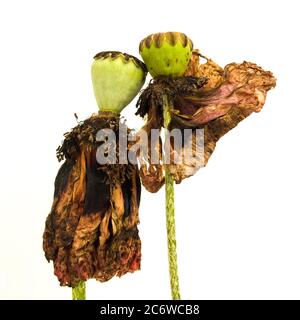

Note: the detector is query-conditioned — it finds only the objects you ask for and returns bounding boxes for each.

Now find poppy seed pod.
[92,51,147,113]
[139,32,193,78]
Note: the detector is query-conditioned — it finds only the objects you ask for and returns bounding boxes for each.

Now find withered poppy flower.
[136,43,276,190]
[43,114,141,287]
[43,51,147,288]
[136,31,276,301]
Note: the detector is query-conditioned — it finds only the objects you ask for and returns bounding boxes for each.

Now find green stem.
[72,281,86,300]
[163,96,181,300]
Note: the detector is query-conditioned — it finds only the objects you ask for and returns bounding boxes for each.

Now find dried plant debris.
[136,50,276,191]
[43,113,141,287]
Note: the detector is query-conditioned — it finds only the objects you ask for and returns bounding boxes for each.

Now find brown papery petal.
[43,114,142,287]
[168,53,276,183]
[184,50,224,89]
[135,102,165,193]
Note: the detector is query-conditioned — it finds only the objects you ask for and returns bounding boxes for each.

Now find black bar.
[0,300,298,319]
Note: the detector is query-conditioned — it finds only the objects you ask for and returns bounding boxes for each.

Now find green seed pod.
[139,32,193,78]
[91,51,147,113]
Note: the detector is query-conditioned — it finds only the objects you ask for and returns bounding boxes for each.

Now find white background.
[0,0,299,299]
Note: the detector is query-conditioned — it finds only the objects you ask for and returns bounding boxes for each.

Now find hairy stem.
[72,281,86,300]
[163,95,181,300]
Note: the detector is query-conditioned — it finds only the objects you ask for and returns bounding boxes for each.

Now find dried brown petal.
[139,163,165,193]
[168,56,276,182]
[135,102,165,193]
[185,50,224,89]
[167,128,205,183]
[43,113,142,287]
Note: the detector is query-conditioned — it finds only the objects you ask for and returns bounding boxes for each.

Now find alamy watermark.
[95,122,205,167]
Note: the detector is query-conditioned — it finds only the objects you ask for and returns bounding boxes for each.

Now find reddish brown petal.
[168,54,276,183]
